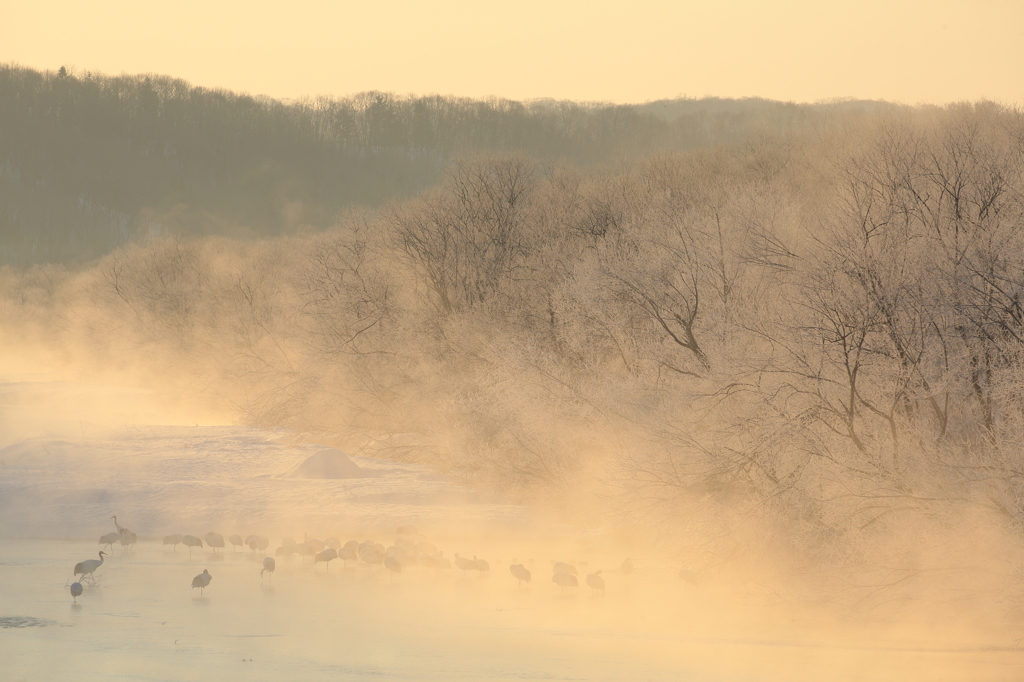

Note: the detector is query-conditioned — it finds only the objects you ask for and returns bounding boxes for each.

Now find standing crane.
[111,515,130,535]
[552,572,578,593]
[315,548,337,570]
[74,551,106,583]
[261,557,275,581]
[182,535,203,557]
[119,531,137,549]
[509,563,532,587]
[99,532,120,550]
[204,532,225,553]
[191,569,212,595]
[337,546,356,567]
[454,553,476,575]
[383,555,402,580]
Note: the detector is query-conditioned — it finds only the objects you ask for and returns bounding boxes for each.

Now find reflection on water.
[2,539,1023,682]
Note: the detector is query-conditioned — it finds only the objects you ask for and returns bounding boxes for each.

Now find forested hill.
[0,64,888,265]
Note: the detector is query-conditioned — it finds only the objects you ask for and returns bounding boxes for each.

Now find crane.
[74,551,106,582]
[384,555,402,580]
[337,546,356,567]
[454,553,476,575]
[261,557,275,581]
[111,515,130,535]
[509,563,531,587]
[553,561,577,576]
[204,532,225,553]
[182,535,203,556]
[191,569,212,595]
[315,548,337,570]
[552,572,578,593]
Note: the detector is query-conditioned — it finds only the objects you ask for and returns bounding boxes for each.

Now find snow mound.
[284,448,366,479]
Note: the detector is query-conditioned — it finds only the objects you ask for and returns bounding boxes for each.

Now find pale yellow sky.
[3,0,1022,105]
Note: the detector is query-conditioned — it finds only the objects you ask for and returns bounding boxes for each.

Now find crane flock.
[69,514,681,604]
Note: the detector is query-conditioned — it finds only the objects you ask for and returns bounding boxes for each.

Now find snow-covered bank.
[0,425,539,540]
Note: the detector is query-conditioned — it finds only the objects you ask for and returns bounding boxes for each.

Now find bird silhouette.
[294,542,316,561]
[99,532,119,550]
[163,534,183,551]
[586,570,605,593]
[315,548,337,570]
[553,561,577,576]
[509,563,531,587]
[229,534,244,551]
[359,545,383,567]
[552,572,578,592]
[204,532,225,553]
[337,546,356,567]
[304,534,325,553]
[261,557,275,580]
[70,582,83,602]
[119,531,137,549]
[384,555,402,580]
[111,515,130,536]
[191,569,212,595]
[74,551,106,582]
[182,535,203,557]
[454,553,476,575]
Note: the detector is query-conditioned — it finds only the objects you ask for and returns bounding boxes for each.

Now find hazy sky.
[4,0,1022,105]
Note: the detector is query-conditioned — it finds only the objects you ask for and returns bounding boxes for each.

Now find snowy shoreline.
[0,425,543,541]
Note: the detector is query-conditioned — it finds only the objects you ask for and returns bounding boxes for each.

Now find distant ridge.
[0,63,893,265]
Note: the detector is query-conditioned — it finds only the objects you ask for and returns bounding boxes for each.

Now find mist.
[2,66,1024,680]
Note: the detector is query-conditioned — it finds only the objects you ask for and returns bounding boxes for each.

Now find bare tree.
[390,156,535,313]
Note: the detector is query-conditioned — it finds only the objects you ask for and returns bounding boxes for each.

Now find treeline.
[0,63,889,265]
